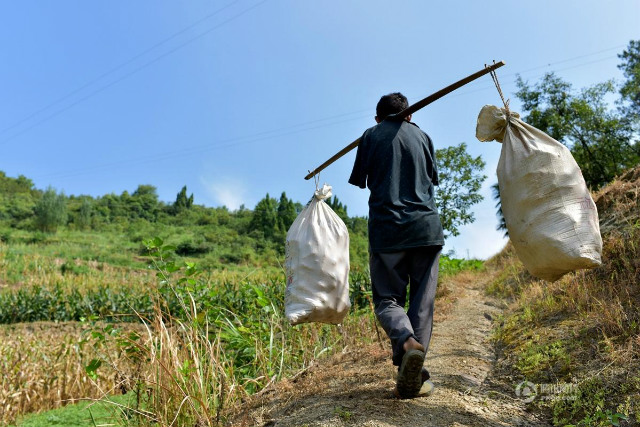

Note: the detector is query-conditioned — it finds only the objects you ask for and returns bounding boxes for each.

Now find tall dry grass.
[0,322,137,426]
[65,239,379,427]
[490,165,640,425]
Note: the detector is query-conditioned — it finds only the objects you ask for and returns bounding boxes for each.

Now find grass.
[0,322,141,426]
[0,238,486,426]
[488,167,640,426]
[13,395,135,427]
[0,213,486,426]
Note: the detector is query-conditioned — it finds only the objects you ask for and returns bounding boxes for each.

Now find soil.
[229,272,552,427]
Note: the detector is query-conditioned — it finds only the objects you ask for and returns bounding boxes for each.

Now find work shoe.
[395,348,425,399]
[421,367,430,383]
[395,366,432,398]
[419,379,435,396]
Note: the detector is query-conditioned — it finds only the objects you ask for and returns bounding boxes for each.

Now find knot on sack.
[314,183,333,200]
[475,105,520,142]
[475,62,520,143]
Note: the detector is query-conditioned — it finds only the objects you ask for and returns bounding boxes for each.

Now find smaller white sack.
[476,105,602,282]
[285,184,351,325]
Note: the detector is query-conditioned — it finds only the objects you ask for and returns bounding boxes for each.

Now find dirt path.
[231,273,551,427]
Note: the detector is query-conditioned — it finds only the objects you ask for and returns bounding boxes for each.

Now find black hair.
[376,92,408,120]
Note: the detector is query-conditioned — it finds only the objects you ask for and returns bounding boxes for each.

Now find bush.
[175,239,212,256]
[33,187,67,233]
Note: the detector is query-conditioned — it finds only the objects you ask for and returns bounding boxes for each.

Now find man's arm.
[427,134,439,186]
[348,133,368,189]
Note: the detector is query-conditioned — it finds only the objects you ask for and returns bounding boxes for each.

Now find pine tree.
[250,193,278,240]
[276,192,297,232]
[173,185,194,213]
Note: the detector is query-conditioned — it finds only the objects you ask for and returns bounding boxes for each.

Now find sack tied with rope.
[476,104,603,281]
[284,183,351,325]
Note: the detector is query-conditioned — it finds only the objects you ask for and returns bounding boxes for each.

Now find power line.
[22,44,632,181]
[34,111,373,180]
[0,0,268,146]
[503,45,624,76]
[436,54,620,101]
[0,0,242,137]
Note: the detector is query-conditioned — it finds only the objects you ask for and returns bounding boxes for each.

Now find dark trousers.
[370,246,441,366]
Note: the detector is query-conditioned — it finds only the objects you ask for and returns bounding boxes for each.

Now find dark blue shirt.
[348,119,444,252]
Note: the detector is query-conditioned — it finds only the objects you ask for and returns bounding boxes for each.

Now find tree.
[130,185,160,221]
[173,185,194,213]
[76,198,93,230]
[491,183,508,237]
[250,193,278,240]
[435,142,486,238]
[34,187,67,232]
[276,192,297,232]
[327,196,348,223]
[618,40,640,119]
[515,72,639,188]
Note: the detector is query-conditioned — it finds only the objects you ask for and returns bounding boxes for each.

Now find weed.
[334,406,353,422]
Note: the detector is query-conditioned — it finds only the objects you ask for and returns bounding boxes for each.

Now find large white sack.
[476,105,602,282]
[284,184,351,325]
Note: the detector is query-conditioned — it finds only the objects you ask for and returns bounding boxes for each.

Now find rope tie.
[487,61,510,114]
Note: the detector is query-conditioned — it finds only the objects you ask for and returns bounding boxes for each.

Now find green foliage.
[173,185,194,212]
[491,182,508,237]
[327,195,348,223]
[77,237,376,426]
[553,377,630,427]
[33,187,68,233]
[439,255,484,276]
[618,40,640,120]
[435,142,487,237]
[277,191,297,231]
[75,198,92,230]
[515,338,571,379]
[250,193,279,241]
[14,394,136,427]
[129,184,160,221]
[515,71,640,189]
[0,283,153,323]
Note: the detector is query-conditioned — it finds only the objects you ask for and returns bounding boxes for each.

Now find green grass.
[13,394,136,427]
[489,226,640,426]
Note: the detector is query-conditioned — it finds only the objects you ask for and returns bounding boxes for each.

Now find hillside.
[0,171,371,274]
[1,166,638,427]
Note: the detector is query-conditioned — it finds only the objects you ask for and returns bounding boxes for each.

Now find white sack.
[476,105,602,282]
[284,184,351,325]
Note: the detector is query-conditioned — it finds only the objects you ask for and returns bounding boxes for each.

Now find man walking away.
[348,92,444,398]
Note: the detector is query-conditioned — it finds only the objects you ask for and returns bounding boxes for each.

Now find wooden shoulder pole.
[304,60,505,180]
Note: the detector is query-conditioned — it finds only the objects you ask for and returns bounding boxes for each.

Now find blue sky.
[1,1,639,259]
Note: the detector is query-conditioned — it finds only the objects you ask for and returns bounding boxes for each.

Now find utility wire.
[0,0,242,137]
[0,0,268,146]
[34,112,373,180]
[21,45,632,181]
[441,54,620,101]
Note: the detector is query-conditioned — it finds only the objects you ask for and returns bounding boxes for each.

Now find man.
[348,92,444,399]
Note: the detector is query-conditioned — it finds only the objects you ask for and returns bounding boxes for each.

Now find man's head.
[375,92,410,123]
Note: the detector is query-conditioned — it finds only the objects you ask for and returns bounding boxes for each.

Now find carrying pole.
[304,60,506,180]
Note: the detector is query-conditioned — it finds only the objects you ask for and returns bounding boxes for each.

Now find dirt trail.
[231,273,551,427]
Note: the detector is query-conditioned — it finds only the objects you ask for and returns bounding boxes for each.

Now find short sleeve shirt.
[348,118,444,252]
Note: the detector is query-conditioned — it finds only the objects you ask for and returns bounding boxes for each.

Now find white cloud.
[200,176,246,210]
